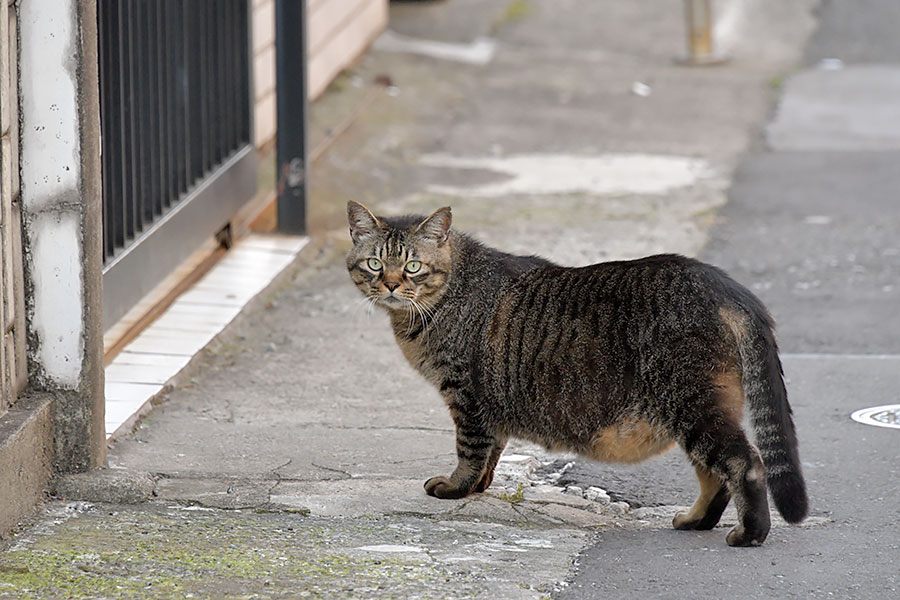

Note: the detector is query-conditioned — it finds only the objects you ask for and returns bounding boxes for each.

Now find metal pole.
[275,0,308,234]
[682,0,727,65]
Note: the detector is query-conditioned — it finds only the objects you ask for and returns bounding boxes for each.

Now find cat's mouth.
[378,295,406,308]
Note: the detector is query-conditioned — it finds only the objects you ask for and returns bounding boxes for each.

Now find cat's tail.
[729,300,808,524]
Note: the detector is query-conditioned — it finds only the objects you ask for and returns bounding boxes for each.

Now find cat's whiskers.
[403,298,417,338]
[408,297,436,338]
[365,295,378,316]
[352,294,379,319]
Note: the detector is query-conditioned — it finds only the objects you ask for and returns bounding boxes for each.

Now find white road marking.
[420,153,713,198]
[373,30,496,65]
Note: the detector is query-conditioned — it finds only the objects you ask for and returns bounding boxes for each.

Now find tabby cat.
[346,201,808,547]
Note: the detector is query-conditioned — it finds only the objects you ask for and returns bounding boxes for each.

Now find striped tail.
[736,309,809,523]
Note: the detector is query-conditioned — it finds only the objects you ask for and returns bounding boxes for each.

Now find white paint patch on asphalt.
[356,544,426,553]
[420,153,713,198]
[374,30,496,65]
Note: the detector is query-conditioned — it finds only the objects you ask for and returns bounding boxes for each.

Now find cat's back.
[485,253,747,361]
[497,253,725,318]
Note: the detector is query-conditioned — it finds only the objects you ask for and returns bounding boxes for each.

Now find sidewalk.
[0,1,818,598]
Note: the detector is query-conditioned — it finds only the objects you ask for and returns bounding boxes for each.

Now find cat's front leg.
[425,420,500,499]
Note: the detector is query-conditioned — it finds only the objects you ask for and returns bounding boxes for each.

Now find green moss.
[495,482,527,504]
[0,507,479,599]
[499,0,532,24]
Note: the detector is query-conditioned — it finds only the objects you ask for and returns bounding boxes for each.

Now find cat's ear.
[347,201,382,243]
[416,207,452,245]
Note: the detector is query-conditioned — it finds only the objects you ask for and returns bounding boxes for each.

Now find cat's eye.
[405,260,422,274]
[366,258,383,271]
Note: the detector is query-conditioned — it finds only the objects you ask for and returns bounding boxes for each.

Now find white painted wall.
[18,0,85,389]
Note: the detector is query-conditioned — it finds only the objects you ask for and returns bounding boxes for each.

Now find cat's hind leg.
[679,411,770,547]
[673,465,731,530]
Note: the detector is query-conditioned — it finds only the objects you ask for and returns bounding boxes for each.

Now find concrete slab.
[0,395,51,535]
[0,502,587,599]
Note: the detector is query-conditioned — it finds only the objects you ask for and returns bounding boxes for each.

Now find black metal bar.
[159,0,174,207]
[122,1,137,242]
[97,0,112,259]
[239,0,251,144]
[275,0,308,234]
[199,0,210,174]
[216,1,226,163]
[135,1,149,227]
[145,3,160,221]
[107,0,124,253]
[225,0,237,154]
[174,0,188,197]
[150,2,169,216]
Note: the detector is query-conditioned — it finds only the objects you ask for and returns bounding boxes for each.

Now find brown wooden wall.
[0,0,27,416]
[252,0,388,149]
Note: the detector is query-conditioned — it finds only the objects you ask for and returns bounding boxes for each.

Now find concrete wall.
[252,0,388,149]
[0,0,54,538]
[18,0,105,473]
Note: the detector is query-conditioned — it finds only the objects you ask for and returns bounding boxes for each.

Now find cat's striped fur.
[346,202,808,546]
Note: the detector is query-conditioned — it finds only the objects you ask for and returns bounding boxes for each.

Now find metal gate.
[98,0,257,330]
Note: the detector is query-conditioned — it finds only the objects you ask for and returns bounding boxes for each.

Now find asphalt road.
[559,2,900,597]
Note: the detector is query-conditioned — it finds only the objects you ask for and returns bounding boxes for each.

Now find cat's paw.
[424,476,470,499]
[473,468,495,493]
[673,510,718,531]
[725,524,768,547]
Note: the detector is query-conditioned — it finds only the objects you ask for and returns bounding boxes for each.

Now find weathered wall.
[18,0,105,472]
[0,0,54,536]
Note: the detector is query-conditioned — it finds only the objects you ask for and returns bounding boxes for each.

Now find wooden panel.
[250,0,387,144]
[308,0,387,99]
[10,200,24,395]
[2,139,13,332]
[254,43,275,101]
[1,137,10,414]
[0,0,8,413]
[308,0,369,55]
[253,90,276,148]
[0,4,30,403]
[252,0,274,55]
[0,0,9,136]
[7,6,16,197]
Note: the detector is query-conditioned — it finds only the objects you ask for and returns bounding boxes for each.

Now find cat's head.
[346,202,453,312]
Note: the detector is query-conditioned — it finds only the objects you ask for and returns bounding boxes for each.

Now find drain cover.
[850,405,900,430]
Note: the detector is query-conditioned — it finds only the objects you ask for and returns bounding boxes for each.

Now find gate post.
[19,0,106,471]
[275,0,308,235]
[682,0,728,65]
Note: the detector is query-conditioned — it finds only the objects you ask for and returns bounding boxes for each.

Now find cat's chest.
[396,336,442,385]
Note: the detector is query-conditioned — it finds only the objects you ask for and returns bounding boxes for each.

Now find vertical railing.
[98,0,251,264]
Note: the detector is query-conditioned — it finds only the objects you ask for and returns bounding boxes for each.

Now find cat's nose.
[384,281,400,292]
